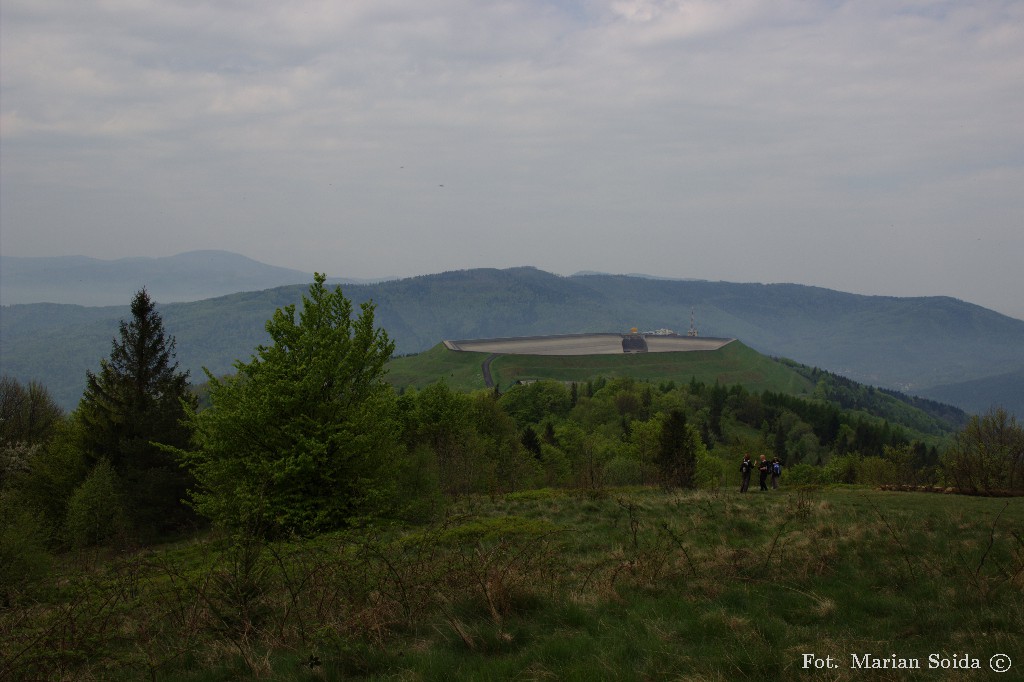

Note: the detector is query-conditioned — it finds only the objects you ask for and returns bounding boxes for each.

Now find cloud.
[2,1,1023,318]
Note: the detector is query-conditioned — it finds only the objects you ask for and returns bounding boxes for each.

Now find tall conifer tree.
[656,409,696,489]
[79,289,196,534]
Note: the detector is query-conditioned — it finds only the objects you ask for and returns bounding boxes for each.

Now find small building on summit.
[621,327,648,353]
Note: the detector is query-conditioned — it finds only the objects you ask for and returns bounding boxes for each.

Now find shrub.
[540,444,572,487]
[0,492,52,605]
[784,463,826,486]
[856,456,899,486]
[941,408,1024,493]
[64,460,129,548]
[394,444,444,522]
[695,451,725,489]
[604,456,643,486]
[4,421,89,538]
[823,454,859,484]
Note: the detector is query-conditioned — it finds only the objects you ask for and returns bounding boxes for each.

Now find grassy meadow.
[386,344,490,393]
[3,486,1022,681]
[488,341,814,395]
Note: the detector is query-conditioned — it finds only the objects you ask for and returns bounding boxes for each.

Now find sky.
[2,0,1023,319]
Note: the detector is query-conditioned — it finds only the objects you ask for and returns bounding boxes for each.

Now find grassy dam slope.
[386,339,816,396]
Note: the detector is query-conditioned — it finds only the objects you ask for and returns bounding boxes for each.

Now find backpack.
[772,462,781,475]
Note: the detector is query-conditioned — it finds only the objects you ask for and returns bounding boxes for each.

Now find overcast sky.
[2,1,1022,319]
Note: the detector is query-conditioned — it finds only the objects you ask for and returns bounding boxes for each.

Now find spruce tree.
[656,409,696,489]
[78,289,196,535]
[521,426,542,458]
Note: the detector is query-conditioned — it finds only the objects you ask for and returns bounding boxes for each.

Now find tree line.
[2,276,1022,604]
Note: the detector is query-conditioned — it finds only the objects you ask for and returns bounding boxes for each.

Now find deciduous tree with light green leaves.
[941,408,1024,494]
[179,274,401,537]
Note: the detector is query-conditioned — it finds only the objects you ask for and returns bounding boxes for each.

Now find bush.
[784,463,826,486]
[823,454,859,484]
[695,451,725,489]
[394,444,444,522]
[0,492,52,605]
[856,456,899,486]
[64,460,129,548]
[4,422,89,538]
[499,381,572,426]
[604,456,643,486]
[941,409,1024,493]
[540,443,572,488]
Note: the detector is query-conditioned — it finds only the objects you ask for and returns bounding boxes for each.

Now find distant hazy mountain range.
[2,254,1022,417]
[0,250,384,306]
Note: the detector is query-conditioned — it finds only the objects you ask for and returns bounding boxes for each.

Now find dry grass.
[2,487,1022,680]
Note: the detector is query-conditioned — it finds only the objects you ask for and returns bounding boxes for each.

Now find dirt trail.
[481,353,498,388]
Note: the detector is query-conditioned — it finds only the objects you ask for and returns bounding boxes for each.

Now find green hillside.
[387,340,816,397]
[490,341,815,394]
[387,340,966,436]
[387,344,492,392]
[920,368,1024,418]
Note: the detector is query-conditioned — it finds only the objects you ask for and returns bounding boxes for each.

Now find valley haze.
[0,251,389,307]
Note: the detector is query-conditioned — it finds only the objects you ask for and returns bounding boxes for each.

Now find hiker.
[740,454,753,492]
[758,454,770,491]
[771,456,782,489]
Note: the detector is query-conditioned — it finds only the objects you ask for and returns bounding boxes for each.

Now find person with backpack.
[771,456,782,489]
[740,454,753,493]
[758,454,770,491]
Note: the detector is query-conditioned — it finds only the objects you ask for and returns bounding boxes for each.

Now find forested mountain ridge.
[2,266,1022,415]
